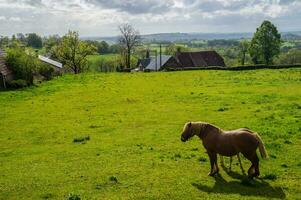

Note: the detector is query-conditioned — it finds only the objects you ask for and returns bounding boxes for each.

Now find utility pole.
[159,44,162,71]
[155,50,157,71]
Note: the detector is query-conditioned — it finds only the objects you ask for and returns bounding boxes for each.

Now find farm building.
[38,55,63,72]
[0,49,13,88]
[175,51,226,69]
[135,50,225,71]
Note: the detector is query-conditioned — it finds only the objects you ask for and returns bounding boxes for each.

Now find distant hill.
[82,31,301,43]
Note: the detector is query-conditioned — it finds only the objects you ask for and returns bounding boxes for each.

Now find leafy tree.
[54,31,96,74]
[16,33,26,45]
[86,40,110,54]
[5,47,37,85]
[238,40,250,65]
[165,44,189,56]
[0,36,10,48]
[276,48,301,65]
[99,41,109,54]
[44,35,61,55]
[118,24,141,69]
[26,33,43,49]
[249,21,281,65]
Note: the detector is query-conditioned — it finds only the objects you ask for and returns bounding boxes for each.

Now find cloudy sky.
[0,0,300,36]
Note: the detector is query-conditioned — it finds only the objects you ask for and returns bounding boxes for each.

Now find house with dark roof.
[0,49,13,88]
[175,51,226,69]
[135,50,225,72]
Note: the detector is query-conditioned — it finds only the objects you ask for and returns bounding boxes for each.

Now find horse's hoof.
[208,172,215,176]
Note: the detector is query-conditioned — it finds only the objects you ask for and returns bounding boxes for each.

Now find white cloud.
[0,0,300,36]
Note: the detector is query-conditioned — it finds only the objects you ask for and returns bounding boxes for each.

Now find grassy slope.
[87,54,119,71]
[0,69,301,200]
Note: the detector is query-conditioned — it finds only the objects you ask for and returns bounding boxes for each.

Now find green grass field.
[87,54,119,71]
[0,69,301,199]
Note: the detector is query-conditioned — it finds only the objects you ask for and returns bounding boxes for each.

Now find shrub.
[67,193,81,200]
[5,47,37,85]
[73,136,90,143]
[263,173,278,180]
[38,64,54,80]
[109,176,118,183]
[7,79,28,89]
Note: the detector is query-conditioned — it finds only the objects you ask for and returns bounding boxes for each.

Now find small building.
[38,55,63,72]
[135,55,179,71]
[0,49,13,88]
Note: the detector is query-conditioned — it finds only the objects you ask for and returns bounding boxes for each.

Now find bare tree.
[118,24,140,69]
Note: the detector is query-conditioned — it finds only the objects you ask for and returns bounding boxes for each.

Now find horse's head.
[181,122,194,142]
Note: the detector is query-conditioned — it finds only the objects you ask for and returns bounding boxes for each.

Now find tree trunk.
[127,49,131,69]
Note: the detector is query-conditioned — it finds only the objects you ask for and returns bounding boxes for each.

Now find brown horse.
[180,122,268,178]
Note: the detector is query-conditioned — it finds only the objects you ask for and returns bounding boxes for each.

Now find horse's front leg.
[208,151,218,176]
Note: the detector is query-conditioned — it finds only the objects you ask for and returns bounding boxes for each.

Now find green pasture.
[87,54,119,71]
[0,69,301,199]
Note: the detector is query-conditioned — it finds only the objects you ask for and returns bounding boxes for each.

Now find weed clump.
[198,157,207,162]
[263,173,278,180]
[73,136,90,143]
[67,193,81,200]
[217,107,228,112]
[281,164,288,168]
[109,176,118,183]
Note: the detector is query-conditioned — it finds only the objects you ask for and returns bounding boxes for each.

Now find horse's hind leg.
[251,153,260,177]
[243,151,259,178]
[229,156,233,171]
[237,153,245,174]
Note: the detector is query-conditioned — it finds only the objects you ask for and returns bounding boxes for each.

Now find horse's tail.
[254,133,268,159]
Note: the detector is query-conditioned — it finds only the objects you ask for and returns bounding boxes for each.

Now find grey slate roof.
[145,55,172,71]
[38,55,63,69]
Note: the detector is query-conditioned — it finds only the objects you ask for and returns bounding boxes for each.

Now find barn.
[0,49,13,88]
[135,50,225,71]
[174,51,226,69]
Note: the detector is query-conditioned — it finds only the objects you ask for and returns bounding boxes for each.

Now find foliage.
[275,48,301,65]
[5,47,37,85]
[38,63,55,80]
[0,36,10,48]
[208,39,239,47]
[238,40,250,65]
[118,24,141,69]
[44,35,61,56]
[249,21,282,65]
[53,31,97,74]
[165,44,189,56]
[6,79,28,88]
[0,70,300,199]
[26,33,43,49]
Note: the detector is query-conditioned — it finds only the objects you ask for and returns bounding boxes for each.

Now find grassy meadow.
[0,69,301,199]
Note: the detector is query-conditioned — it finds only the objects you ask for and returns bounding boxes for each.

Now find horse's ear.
[188,122,192,127]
